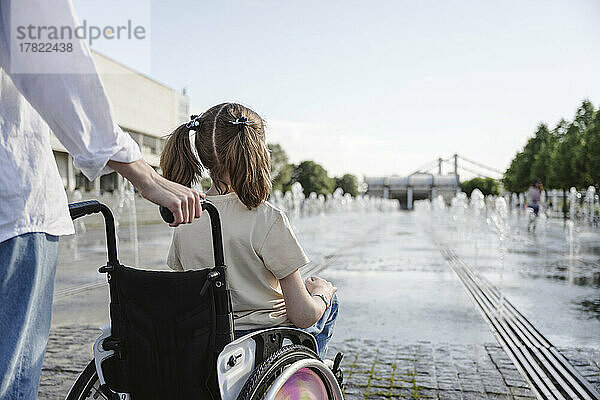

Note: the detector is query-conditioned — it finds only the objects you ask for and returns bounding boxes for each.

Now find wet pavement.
[418,206,600,350]
[40,199,600,398]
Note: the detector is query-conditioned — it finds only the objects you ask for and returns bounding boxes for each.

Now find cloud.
[266,119,431,178]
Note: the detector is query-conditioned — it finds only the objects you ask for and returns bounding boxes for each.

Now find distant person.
[0,1,202,398]
[525,180,542,231]
[161,103,339,359]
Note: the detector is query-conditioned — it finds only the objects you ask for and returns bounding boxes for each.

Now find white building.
[52,51,189,193]
[365,173,460,209]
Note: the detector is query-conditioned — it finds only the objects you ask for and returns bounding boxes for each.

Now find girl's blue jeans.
[235,294,339,359]
[0,233,59,400]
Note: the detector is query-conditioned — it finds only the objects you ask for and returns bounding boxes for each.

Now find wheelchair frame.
[65,200,343,400]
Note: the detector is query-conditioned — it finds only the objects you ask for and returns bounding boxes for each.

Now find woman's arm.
[279,271,337,329]
[0,1,202,227]
[108,160,202,226]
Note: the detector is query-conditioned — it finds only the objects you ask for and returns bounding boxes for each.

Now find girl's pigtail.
[226,124,272,209]
[160,124,203,187]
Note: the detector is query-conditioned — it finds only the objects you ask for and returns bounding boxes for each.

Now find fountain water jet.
[470,189,485,270]
[586,186,596,226]
[115,179,140,267]
[489,197,508,316]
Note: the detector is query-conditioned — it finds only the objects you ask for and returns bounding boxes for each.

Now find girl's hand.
[280,272,335,329]
[305,276,337,302]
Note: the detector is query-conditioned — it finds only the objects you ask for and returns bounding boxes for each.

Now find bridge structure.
[365,154,503,210]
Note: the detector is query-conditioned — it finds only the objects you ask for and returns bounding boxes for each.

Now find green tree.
[334,174,359,197]
[571,100,596,187]
[582,111,600,186]
[546,119,568,189]
[503,102,597,193]
[503,151,530,193]
[503,101,597,218]
[530,124,556,189]
[460,177,499,197]
[273,164,294,192]
[503,123,551,192]
[291,161,334,196]
[200,177,212,191]
[268,143,293,192]
[552,123,583,190]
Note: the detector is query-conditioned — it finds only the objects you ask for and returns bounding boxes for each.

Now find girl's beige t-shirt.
[167,193,310,330]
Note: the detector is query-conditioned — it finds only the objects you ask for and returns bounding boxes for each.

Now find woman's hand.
[107,159,204,226]
[305,276,337,304]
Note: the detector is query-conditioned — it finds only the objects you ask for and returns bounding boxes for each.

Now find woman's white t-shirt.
[167,193,310,330]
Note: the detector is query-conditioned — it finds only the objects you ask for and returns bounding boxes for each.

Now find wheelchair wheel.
[238,345,341,400]
[66,359,115,400]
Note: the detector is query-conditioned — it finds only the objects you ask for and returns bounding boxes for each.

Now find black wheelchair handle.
[159,201,225,267]
[159,205,175,223]
[68,200,119,266]
[159,201,215,224]
[69,200,102,220]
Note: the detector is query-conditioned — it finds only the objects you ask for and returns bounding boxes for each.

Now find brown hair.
[160,103,271,209]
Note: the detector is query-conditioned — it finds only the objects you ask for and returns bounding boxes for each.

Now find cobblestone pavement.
[39,326,600,399]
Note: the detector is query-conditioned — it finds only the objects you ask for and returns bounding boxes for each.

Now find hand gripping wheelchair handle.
[69,200,102,220]
[69,200,119,266]
[159,201,225,266]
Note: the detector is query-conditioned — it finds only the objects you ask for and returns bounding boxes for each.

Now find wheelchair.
[64,200,344,400]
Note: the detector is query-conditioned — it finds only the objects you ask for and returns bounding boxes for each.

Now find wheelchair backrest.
[103,265,232,399]
[69,200,234,400]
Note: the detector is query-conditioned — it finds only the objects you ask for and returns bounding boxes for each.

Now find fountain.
[290,182,304,219]
[267,182,399,218]
[569,187,577,221]
[518,192,525,209]
[115,179,140,267]
[271,189,284,210]
[565,219,577,284]
[68,189,86,260]
[489,197,509,315]
[470,189,485,269]
[586,186,596,226]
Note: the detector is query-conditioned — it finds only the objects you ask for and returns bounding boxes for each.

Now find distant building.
[365,173,460,209]
[51,51,189,193]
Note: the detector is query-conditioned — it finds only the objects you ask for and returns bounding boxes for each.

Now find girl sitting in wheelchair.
[160,102,338,360]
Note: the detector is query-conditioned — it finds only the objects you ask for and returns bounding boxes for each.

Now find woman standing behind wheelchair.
[160,102,338,359]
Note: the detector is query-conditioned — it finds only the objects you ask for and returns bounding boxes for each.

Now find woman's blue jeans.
[235,294,339,359]
[0,233,59,400]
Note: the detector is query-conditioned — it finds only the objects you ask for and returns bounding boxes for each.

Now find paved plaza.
[39,326,600,399]
[39,200,600,398]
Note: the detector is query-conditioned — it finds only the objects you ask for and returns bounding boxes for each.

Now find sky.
[74,0,600,178]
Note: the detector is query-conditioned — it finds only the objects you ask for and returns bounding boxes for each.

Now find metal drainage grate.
[438,245,600,400]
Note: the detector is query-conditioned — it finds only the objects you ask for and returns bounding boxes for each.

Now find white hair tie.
[230,117,255,126]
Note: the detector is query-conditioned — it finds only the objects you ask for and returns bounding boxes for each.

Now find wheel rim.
[263,359,342,400]
[274,367,329,400]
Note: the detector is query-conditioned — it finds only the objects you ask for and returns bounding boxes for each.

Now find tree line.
[460,177,499,197]
[268,143,359,196]
[503,99,600,194]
